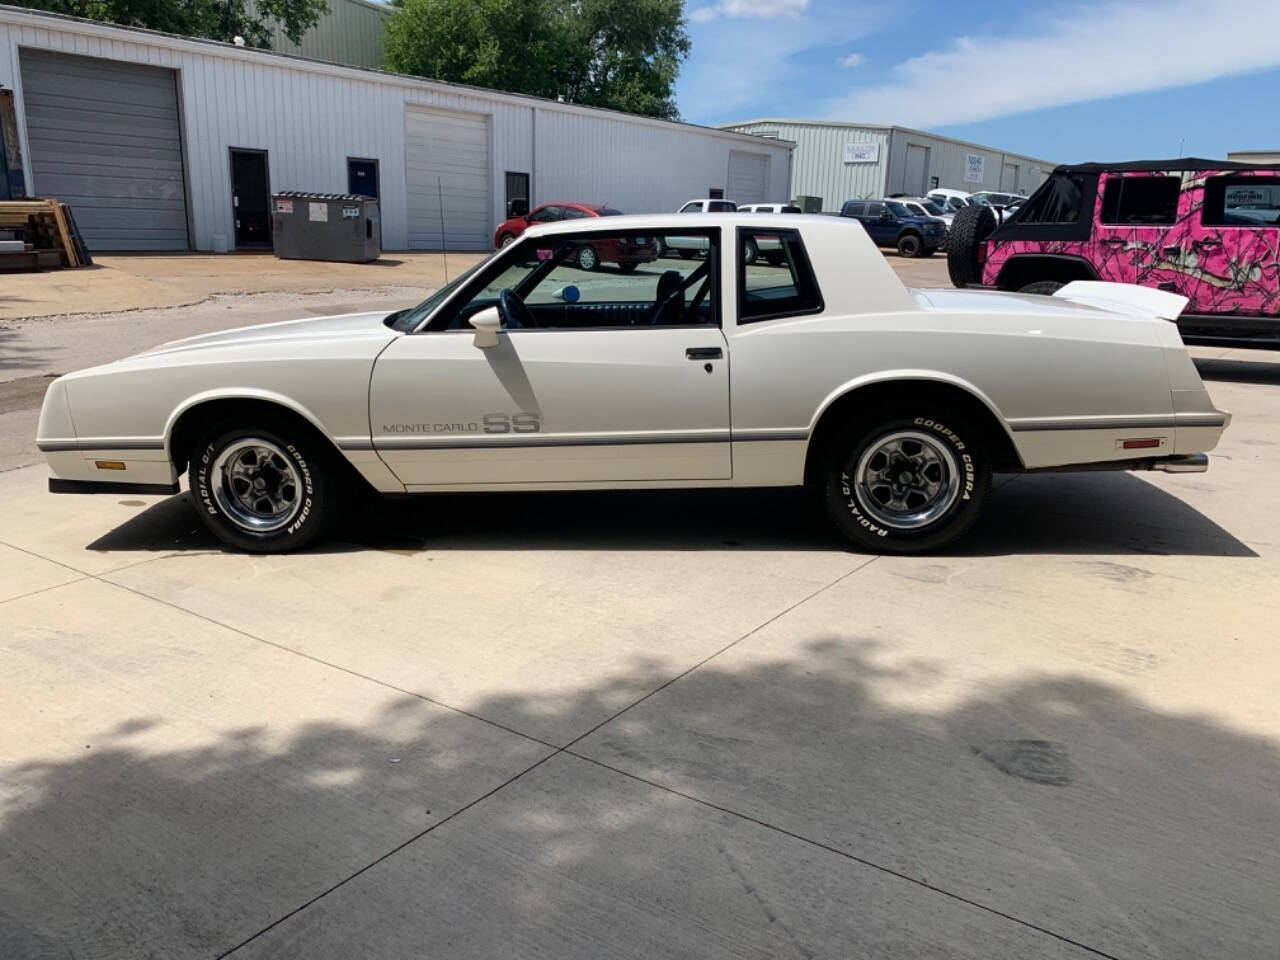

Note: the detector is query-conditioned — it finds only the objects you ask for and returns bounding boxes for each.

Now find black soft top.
[1053,157,1273,174]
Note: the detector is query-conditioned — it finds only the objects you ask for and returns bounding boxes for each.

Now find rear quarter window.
[737,228,824,324]
[1202,175,1280,226]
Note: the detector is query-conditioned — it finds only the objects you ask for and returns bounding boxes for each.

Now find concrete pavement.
[1,255,1279,958]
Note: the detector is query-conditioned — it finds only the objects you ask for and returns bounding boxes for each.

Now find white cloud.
[680,2,886,120]
[822,0,1280,127]
[690,0,809,24]
[839,52,865,68]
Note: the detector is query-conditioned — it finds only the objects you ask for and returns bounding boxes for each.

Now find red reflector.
[1122,438,1161,450]
[977,240,988,265]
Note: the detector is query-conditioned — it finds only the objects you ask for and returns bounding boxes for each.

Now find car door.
[1094,172,1186,287]
[864,201,894,244]
[1187,173,1280,316]
[369,227,730,488]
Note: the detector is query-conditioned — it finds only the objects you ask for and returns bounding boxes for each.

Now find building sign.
[964,153,985,183]
[843,142,880,164]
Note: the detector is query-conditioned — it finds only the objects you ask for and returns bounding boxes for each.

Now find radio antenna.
[437,175,449,284]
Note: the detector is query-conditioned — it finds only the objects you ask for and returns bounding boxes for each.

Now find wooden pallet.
[0,198,87,267]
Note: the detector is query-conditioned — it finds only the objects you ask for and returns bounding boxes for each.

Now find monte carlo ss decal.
[381,414,542,435]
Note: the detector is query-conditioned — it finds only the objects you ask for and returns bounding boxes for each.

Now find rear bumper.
[49,477,180,495]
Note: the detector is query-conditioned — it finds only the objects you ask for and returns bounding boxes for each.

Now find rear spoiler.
[1052,281,1188,321]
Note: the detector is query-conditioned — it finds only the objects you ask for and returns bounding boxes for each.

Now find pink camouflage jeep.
[947,159,1280,346]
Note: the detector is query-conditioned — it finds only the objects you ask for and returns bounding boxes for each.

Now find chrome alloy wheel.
[853,430,961,530]
[210,438,303,533]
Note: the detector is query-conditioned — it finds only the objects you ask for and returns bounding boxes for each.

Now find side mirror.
[471,306,501,349]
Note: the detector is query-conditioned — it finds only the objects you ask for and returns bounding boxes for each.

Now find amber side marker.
[1121,439,1161,450]
[94,460,127,470]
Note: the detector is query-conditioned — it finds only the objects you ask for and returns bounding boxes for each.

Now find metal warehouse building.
[0,5,792,252]
[721,119,1052,211]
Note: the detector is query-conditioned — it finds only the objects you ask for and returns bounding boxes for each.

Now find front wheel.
[189,420,335,552]
[743,238,759,264]
[499,233,516,247]
[822,415,991,553]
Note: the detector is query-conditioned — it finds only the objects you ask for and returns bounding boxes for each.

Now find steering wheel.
[498,288,535,330]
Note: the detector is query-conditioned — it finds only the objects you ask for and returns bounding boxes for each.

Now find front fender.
[162,387,341,460]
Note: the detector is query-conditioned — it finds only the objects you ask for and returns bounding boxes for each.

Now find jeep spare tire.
[946,204,997,289]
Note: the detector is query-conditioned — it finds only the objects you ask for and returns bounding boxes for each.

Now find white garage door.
[19,48,189,250]
[405,106,491,250]
[727,151,769,205]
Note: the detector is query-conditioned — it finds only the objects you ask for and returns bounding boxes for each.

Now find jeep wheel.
[823,415,991,554]
[897,233,923,258]
[190,420,334,552]
[1019,280,1064,296]
[946,204,997,288]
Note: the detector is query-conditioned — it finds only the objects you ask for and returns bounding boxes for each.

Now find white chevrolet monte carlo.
[37,213,1229,554]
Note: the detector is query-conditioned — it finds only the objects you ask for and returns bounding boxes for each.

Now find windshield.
[885,201,912,218]
[595,208,624,216]
[920,200,946,215]
[386,258,489,332]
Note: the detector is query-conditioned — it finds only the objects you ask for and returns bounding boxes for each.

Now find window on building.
[1100,176,1180,225]
[738,228,823,324]
[1202,175,1280,226]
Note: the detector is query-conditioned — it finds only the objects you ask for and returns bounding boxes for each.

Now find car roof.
[524,212,809,237]
[1054,157,1272,174]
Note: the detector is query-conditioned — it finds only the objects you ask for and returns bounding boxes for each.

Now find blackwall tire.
[499,234,516,247]
[653,238,667,258]
[823,415,991,554]
[897,234,923,258]
[743,238,759,264]
[189,419,334,553]
[576,245,599,271]
[946,204,997,288]
[1019,280,1065,295]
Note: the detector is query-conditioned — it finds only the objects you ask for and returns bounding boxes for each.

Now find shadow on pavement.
[1193,356,1280,385]
[1,641,1274,958]
[86,472,1254,558]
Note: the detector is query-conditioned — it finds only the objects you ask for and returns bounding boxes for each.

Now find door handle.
[686,347,722,360]
[1100,237,1127,246]
[1194,238,1220,248]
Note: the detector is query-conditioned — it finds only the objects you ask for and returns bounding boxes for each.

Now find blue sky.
[677,0,1280,163]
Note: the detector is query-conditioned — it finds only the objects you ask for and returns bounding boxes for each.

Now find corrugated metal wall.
[250,0,389,69]
[730,121,888,210]
[885,127,1050,197]
[0,8,791,251]
[726,120,1052,209]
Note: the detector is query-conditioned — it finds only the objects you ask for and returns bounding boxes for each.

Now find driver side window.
[433,230,719,331]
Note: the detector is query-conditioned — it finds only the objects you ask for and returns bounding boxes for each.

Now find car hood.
[133,310,400,359]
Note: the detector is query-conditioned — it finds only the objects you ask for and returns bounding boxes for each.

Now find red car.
[493,202,657,271]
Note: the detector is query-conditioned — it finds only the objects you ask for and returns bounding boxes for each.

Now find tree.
[384,0,689,121]
[16,0,330,47]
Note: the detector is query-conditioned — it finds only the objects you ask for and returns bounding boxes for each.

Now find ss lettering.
[483,413,541,434]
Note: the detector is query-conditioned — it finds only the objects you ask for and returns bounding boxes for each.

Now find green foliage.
[384,0,689,120]
[16,0,330,47]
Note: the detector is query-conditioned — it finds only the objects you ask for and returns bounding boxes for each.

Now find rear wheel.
[1019,280,1064,295]
[897,233,923,258]
[946,204,997,287]
[822,414,991,554]
[189,419,334,552]
[743,237,759,264]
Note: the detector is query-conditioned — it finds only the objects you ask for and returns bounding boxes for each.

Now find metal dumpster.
[271,192,380,262]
